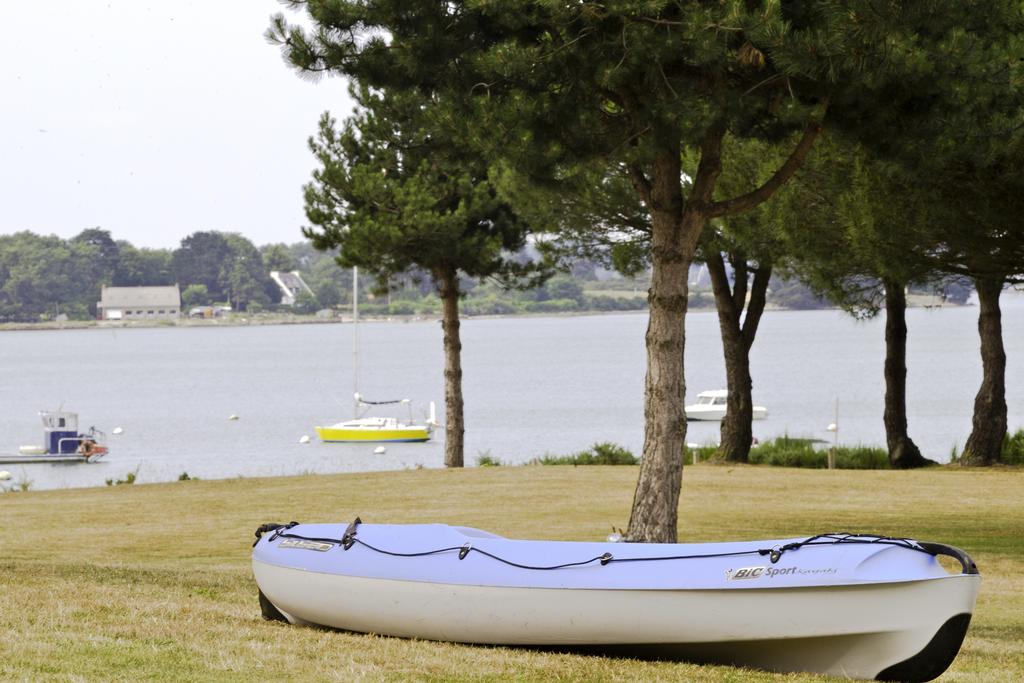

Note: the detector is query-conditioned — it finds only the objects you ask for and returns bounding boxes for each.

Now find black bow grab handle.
[917,542,979,575]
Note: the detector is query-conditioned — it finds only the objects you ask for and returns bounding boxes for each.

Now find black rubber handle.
[917,542,979,575]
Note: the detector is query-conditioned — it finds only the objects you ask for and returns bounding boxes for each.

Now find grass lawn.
[2,465,1021,681]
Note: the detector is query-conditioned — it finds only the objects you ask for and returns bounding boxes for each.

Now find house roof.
[99,286,181,308]
[276,272,306,291]
[270,270,313,297]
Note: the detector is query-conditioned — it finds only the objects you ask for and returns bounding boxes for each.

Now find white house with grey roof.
[270,271,314,306]
[97,285,181,320]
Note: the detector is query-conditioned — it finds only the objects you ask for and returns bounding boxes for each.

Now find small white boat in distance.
[686,390,767,421]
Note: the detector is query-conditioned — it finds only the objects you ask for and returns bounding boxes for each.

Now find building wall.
[98,285,182,321]
[102,307,180,320]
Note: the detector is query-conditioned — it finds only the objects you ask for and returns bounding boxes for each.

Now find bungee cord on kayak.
[254,519,941,570]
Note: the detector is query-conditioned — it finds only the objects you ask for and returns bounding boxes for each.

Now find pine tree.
[776,136,941,468]
[302,85,547,468]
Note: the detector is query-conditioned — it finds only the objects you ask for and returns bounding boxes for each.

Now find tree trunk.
[962,277,1007,466]
[625,113,816,541]
[882,279,929,468]
[706,252,770,462]
[437,268,465,468]
[626,143,697,544]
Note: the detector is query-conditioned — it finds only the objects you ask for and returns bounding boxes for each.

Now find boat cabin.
[40,411,82,454]
[694,391,728,406]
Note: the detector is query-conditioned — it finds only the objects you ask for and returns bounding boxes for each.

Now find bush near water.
[948,428,1024,466]
[476,442,638,467]
[479,432,1024,470]
[694,431,1024,468]
[485,438,890,469]
[750,437,890,469]
[685,438,890,469]
[539,442,639,466]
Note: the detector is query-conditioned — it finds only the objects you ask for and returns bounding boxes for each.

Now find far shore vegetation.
[0,229,971,326]
[1,466,1020,681]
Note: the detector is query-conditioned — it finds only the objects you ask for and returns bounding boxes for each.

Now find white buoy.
[299,435,311,444]
[374,446,387,455]
[0,470,11,481]
[228,414,239,421]
[112,427,124,435]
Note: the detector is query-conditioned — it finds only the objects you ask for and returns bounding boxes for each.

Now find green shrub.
[106,467,140,486]
[416,294,441,315]
[387,300,416,315]
[357,303,388,316]
[540,442,637,466]
[948,431,1024,465]
[292,291,319,314]
[461,297,519,316]
[522,298,580,314]
[475,452,503,467]
[1002,429,1024,465]
[1,473,33,493]
[748,436,889,469]
[544,275,585,304]
[583,294,648,311]
[748,436,820,467]
[832,445,891,469]
[683,444,720,463]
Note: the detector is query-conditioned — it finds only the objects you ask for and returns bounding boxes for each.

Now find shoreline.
[0,299,968,333]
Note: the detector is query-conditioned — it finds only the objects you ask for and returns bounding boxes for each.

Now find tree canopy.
[270,0,1010,540]
[304,85,544,289]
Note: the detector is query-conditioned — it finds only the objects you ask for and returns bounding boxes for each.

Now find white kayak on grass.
[252,520,979,681]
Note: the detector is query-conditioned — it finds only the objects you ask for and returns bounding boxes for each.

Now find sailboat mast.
[353,266,359,415]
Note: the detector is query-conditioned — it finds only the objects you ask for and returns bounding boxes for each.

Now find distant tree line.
[0,228,349,321]
[1,225,879,323]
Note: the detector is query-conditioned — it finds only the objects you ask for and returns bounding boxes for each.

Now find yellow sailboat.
[315,267,436,444]
[315,396,434,443]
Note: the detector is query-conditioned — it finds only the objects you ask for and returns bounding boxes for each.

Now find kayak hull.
[252,523,980,681]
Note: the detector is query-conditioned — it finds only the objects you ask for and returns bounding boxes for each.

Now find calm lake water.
[3,294,1023,490]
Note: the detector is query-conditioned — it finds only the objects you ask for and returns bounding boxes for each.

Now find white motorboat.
[686,389,767,421]
[252,520,979,681]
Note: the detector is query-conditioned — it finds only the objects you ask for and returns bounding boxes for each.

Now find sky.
[0,1,353,250]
